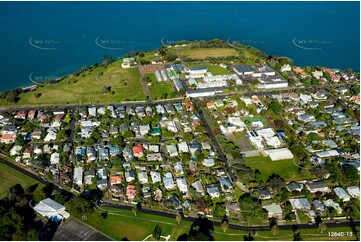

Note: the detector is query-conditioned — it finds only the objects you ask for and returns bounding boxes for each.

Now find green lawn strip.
[0,162,45,198]
[244,156,313,182]
[87,205,359,241]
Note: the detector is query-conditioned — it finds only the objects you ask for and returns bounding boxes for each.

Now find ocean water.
[0,1,359,91]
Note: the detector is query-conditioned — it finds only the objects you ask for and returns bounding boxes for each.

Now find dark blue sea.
[0,1,359,91]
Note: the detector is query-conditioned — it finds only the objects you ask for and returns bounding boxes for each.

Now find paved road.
[192,101,237,182]
[99,201,360,232]
[0,155,72,196]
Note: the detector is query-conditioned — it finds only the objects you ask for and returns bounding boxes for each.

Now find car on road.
[335,220,341,224]
[307,222,314,226]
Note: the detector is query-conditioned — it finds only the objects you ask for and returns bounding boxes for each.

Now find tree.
[268,175,286,196]
[238,193,264,220]
[271,225,279,235]
[268,100,283,114]
[27,228,39,241]
[176,214,182,224]
[65,196,94,220]
[153,225,162,240]
[319,222,327,234]
[15,134,25,146]
[132,206,139,216]
[221,221,229,233]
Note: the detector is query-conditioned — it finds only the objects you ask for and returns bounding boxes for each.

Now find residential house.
[109,145,120,157]
[123,147,133,162]
[218,176,233,193]
[50,152,60,165]
[150,171,161,184]
[287,182,304,193]
[110,175,123,186]
[22,147,32,159]
[166,144,178,157]
[174,162,184,177]
[334,187,351,202]
[97,179,108,190]
[147,153,163,162]
[263,203,283,220]
[139,124,150,136]
[254,187,272,200]
[163,172,175,190]
[132,144,144,158]
[109,126,119,136]
[206,184,220,198]
[86,146,96,161]
[178,142,189,153]
[138,170,148,184]
[346,186,360,198]
[202,157,215,167]
[126,185,136,200]
[84,170,96,185]
[97,167,107,180]
[125,170,135,182]
[306,181,330,194]
[73,167,83,186]
[191,180,205,195]
[176,177,188,194]
[312,200,325,213]
[289,198,311,211]
[98,147,109,160]
[1,134,16,143]
[324,199,342,214]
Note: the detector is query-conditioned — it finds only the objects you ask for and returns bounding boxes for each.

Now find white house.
[334,187,351,202]
[346,186,360,198]
[163,172,175,190]
[150,171,162,184]
[281,64,292,72]
[176,177,188,194]
[50,152,60,165]
[73,167,83,186]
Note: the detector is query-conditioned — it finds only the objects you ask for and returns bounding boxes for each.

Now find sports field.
[175,48,239,59]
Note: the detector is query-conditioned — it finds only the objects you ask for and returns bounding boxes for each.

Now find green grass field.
[86,206,358,241]
[244,156,313,182]
[0,162,44,198]
[145,73,176,100]
[0,60,146,107]
[190,63,232,75]
[171,47,239,59]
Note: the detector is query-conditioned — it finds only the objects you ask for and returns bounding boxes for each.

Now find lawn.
[0,60,146,107]
[174,48,239,59]
[0,162,44,198]
[244,156,313,182]
[190,63,232,75]
[85,205,358,241]
[148,80,176,100]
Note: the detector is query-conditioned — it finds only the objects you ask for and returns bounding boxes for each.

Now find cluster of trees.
[177,217,215,241]
[0,183,64,241]
[0,89,23,103]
